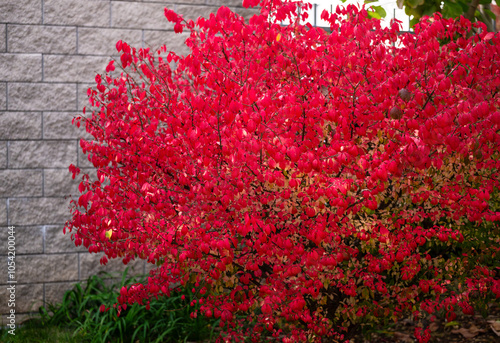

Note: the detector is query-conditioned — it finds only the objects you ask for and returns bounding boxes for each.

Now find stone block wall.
[0,0,257,322]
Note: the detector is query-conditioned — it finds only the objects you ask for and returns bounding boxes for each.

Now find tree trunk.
[465,0,481,21]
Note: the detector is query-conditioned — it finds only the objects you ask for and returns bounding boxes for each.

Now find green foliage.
[368,5,387,19]
[1,269,219,343]
[366,0,497,30]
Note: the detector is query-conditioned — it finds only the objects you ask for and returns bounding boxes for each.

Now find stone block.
[43,112,87,140]
[0,169,43,198]
[136,0,206,4]
[207,0,243,6]
[111,2,173,30]
[79,253,145,280]
[8,197,71,225]
[8,25,77,54]
[0,283,43,313]
[0,200,6,226]
[8,83,76,111]
[44,55,110,83]
[143,30,190,56]
[0,25,5,52]
[0,226,44,255]
[78,27,142,55]
[233,7,260,21]
[44,225,86,253]
[0,0,42,24]
[44,0,110,27]
[176,5,220,21]
[77,148,95,168]
[111,0,205,3]
[44,168,80,198]
[0,142,6,169]
[77,83,96,113]
[0,83,5,110]
[44,281,81,306]
[8,140,76,168]
[80,167,98,179]
[0,112,42,140]
[13,254,78,283]
[1,313,35,325]
[0,53,42,82]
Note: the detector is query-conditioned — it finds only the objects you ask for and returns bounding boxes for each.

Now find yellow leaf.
[276,33,281,42]
[105,230,113,239]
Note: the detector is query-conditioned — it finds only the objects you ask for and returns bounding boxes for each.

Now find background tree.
[394,0,498,31]
[66,1,500,341]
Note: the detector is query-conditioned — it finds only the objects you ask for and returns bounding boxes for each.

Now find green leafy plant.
[36,269,219,343]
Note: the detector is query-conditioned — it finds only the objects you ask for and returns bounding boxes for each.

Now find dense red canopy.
[67,1,500,341]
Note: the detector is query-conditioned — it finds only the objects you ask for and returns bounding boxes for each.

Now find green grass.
[0,269,220,343]
[0,318,86,343]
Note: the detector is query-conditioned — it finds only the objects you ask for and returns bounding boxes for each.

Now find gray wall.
[0,0,256,322]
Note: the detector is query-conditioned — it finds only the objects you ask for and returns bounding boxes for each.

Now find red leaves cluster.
[66,1,500,341]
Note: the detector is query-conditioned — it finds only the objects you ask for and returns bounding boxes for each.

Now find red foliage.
[66,1,500,341]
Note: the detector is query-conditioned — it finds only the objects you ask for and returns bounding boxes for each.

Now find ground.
[353,303,500,342]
